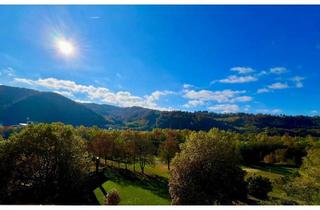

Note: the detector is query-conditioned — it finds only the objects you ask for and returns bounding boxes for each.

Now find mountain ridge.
[1,85,320,136]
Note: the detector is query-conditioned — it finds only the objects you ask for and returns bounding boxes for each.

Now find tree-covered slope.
[0,85,107,127]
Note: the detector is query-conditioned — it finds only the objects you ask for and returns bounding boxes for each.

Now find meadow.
[93,160,299,205]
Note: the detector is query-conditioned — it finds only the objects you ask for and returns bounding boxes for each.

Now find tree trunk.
[133,159,136,172]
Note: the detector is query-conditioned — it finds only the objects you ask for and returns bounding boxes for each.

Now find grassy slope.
[93,164,171,205]
[243,165,300,204]
[101,180,170,205]
[93,160,299,205]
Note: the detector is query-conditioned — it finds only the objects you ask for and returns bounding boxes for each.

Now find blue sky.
[0,5,320,115]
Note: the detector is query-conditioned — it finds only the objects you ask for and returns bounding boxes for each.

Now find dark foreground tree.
[169,129,247,205]
[0,123,90,204]
[247,175,272,199]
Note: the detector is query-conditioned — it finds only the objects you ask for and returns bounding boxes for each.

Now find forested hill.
[83,103,320,136]
[1,85,320,136]
[0,85,107,127]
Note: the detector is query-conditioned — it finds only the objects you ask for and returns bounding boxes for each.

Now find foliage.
[106,189,121,205]
[247,175,272,199]
[0,123,90,204]
[169,129,247,205]
[283,145,320,204]
[158,131,180,170]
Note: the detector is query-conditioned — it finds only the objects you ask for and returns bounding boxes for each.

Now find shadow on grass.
[103,166,170,200]
[245,163,298,177]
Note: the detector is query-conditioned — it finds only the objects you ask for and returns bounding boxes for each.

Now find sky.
[0,5,320,115]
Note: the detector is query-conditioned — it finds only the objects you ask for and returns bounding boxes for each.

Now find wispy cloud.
[291,76,305,88]
[219,75,258,84]
[89,16,100,19]
[270,67,287,74]
[208,104,240,113]
[256,108,282,114]
[0,67,15,77]
[311,110,318,115]
[257,88,270,94]
[230,66,255,74]
[183,100,206,108]
[14,77,173,110]
[268,82,289,89]
[182,83,194,89]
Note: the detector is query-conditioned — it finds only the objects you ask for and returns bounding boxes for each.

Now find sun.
[55,38,75,57]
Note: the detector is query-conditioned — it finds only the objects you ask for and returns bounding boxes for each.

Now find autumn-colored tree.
[158,134,180,170]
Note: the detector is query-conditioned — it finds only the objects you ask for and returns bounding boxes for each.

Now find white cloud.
[268,82,288,89]
[14,77,173,110]
[184,89,247,103]
[230,96,252,103]
[291,76,305,88]
[208,104,240,113]
[257,70,268,76]
[53,90,74,98]
[183,100,206,108]
[270,67,287,74]
[256,108,282,114]
[230,66,254,74]
[257,88,270,93]
[183,84,194,89]
[219,75,258,84]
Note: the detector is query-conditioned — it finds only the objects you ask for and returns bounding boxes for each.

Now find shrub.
[106,189,121,205]
[247,175,272,199]
[263,153,276,164]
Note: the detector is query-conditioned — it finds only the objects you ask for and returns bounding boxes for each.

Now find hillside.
[1,85,320,136]
[0,85,107,127]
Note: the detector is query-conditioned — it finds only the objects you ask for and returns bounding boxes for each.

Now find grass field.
[243,164,300,204]
[96,180,171,205]
[93,164,171,205]
[93,161,299,205]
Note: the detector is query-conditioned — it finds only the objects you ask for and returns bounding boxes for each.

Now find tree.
[0,123,90,204]
[158,135,179,170]
[135,132,154,174]
[169,129,247,205]
[247,175,272,199]
[87,132,116,167]
[284,145,320,204]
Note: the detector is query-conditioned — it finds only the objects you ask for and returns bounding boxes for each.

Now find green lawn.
[95,180,171,205]
[93,166,171,205]
[93,162,300,205]
[243,164,300,204]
